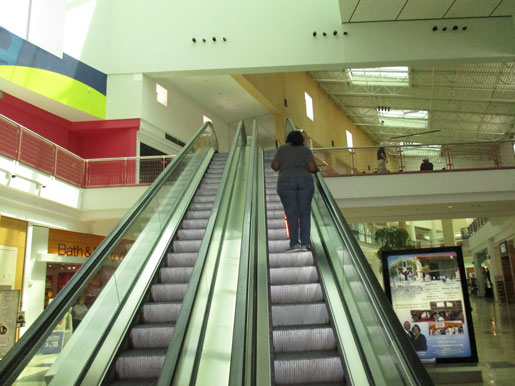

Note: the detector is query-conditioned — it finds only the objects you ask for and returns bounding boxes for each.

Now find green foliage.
[375,226,412,260]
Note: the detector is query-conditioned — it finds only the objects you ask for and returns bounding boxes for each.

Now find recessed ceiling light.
[448,205,453,208]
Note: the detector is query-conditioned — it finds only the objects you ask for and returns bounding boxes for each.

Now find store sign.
[382,246,478,364]
[48,229,129,261]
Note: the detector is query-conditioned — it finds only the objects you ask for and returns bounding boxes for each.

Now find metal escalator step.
[272,303,329,326]
[141,302,182,323]
[109,379,157,386]
[268,239,292,253]
[271,283,323,304]
[181,219,209,229]
[116,348,166,380]
[188,202,213,211]
[151,283,188,301]
[166,252,197,267]
[172,239,202,253]
[269,267,319,285]
[130,323,174,349]
[268,252,314,267]
[266,188,277,196]
[196,188,219,196]
[267,210,287,222]
[267,228,288,240]
[266,194,281,202]
[267,218,287,229]
[159,267,193,283]
[176,228,206,240]
[185,210,211,220]
[274,351,344,385]
[192,195,215,203]
[266,201,284,210]
[273,325,336,353]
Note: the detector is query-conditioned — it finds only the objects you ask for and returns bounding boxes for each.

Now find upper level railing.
[312,141,515,177]
[0,113,175,188]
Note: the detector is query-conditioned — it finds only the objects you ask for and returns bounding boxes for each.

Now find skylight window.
[346,130,353,151]
[305,92,314,121]
[379,109,428,129]
[348,66,409,86]
[156,83,168,106]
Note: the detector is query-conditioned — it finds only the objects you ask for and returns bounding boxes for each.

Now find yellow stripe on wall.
[0,65,106,119]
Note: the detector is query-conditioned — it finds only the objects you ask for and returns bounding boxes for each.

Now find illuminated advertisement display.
[382,246,478,364]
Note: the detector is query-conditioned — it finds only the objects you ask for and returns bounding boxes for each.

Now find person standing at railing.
[271,130,318,252]
[377,146,388,173]
[420,158,434,171]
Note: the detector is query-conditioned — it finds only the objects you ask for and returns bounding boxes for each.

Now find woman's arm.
[271,160,281,171]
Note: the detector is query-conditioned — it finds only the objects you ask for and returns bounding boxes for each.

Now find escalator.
[264,151,346,385]
[0,119,433,386]
[105,153,228,385]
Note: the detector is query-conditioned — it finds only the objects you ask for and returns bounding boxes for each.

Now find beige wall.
[234,72,376,148]
[0,216,27,301]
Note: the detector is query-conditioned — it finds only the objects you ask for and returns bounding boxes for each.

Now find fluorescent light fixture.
[156,83,168,106]
[348,66,409,86]
[379,109,428,129]
[305,92,314,121]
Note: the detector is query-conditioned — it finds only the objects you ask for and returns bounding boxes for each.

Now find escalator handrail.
[157,121,247,385]
[313,173,433,385]
[0,122,218,386]
[229,120,257,385]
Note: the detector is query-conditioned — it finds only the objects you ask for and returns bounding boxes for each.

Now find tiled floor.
[464,296,515,386]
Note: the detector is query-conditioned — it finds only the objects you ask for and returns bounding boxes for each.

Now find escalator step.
[181,219,209,229]
[196,187,219,196]
[268,228,288,240]
[274,351,344,385]
[266,194,281,203]
[268,239,294,253]
[109,380,156,386]
[130,323,174,349]
[268,252,314,268]
[266,201,284,210]
[159,267,193,283]
[185,210,212,220]
[176,228,206,240]
[166,252,197,267]
[269,267,319,285]
[267,210,286,221]
[116,348,167,380]
[272,303,329,326]
[187,202,213,211]
[273,325,336,352]
[141,302,182,323]
[151,283,188,301]
[192,195,216,203]
[271,283,323,304]
[267,218,287,229]
[172,239,202,253]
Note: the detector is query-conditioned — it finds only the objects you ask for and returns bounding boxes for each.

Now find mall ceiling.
[310,0,515,145]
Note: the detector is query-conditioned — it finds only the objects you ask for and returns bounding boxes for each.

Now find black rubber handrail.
[0,122,218,386]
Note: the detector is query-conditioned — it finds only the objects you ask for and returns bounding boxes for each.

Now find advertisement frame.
[382,246,478,364]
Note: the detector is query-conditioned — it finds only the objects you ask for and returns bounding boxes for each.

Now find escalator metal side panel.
[254,148,273,386]
[310,204,372,386]
[167,123,249,385]
[46,149,216,386]
[313,174,433,386]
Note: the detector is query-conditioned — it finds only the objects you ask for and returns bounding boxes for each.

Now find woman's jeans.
[277,176,314,246]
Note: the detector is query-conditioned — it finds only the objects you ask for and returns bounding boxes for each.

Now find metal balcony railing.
[312,141,515,177]
[0,113,175,188]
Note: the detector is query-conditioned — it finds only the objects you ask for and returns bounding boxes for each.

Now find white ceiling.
[155,74,269,123]
[339,0,512,23]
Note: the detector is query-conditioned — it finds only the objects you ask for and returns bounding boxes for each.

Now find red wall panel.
[0,92,140,159]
